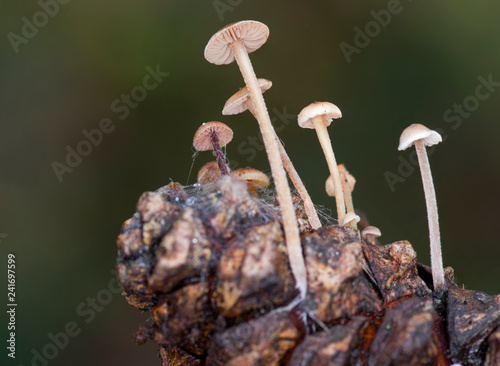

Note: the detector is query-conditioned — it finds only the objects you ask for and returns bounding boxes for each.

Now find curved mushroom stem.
[247,107,322,230]
[312,116,346,224]
[339,166,356,229]
[230,39,307,297]
[414,140,445,291]
[208,130,230,176]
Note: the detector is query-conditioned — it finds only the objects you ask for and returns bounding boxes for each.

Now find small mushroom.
[325,165,357,228]
[223,80,321,230]
[361,226,381,245]
[205,21,307,296]
[223,79,273,116]
[197,161,223,185]
[342,212,360,227]
[298,102,346,224]
[231,167,269,197]
[338,165,356,213]
[398,123,444,292]
[193,122,233,176]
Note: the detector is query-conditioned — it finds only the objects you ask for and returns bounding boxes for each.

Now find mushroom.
[193,122,233,176]
[197,161,223,185]
[325,165,357,228]
[298,102,346,224]
[223,78,273,116]
[205,21,307,297]
[231,167,270,197]
[361,226,381,245]
[398,123,445,292]
[342,212,360,227]
[338,164,356,213]
[223,79,322,230]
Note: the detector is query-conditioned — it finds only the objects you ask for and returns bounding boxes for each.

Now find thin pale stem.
[313,117,346,224]
[248,106,322,230]
[339,166,356,229]
[231,39,307,297]
[415,141,445,291]
[209,130,229,176]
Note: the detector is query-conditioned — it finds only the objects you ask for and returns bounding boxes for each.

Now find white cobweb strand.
[230,39,307,298]
[415,141,445,291]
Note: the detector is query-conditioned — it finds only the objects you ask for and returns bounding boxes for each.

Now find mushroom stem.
[247,108,322,230]
[339,166,356,229]
[312,116,346,224]
[208,130,230,176]
[230,39,307,297]
[414,140,445,291]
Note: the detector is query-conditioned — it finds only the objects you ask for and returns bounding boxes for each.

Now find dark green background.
[1,1,499,365]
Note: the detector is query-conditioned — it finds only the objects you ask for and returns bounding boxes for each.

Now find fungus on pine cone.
[115,177,500,365]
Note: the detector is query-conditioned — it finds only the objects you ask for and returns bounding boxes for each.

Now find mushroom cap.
[298,102,342,129]
[342,212,360,226]
[193,122,234,151]
[398,123,442,151]
[325,176,336,197]
[231,167,270,188]
[338,164,356,192]
[361,226,382,240]
[197,161,223,185]
[325,171,355,197]
[204,21,270,65]
[222,79,273,115]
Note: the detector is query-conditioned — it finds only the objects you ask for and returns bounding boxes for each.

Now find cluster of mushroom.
[193,20,446,297]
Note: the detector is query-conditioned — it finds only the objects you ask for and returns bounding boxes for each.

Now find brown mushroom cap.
[193,122,234,151]
[297,102,342,129]
[361,226,382,240]
[204,21,270,65]
[398,123,442,151]
[197,161,223,185]
[231,167,270,188]
[222,79,273,115]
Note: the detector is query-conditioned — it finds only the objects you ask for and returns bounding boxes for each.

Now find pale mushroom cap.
[222,79,273,115]
[231,167,270,188]
[398,123,442,151]
[325,172,355,197]
[204,21,270,65]
[297,102,342,129]
[193,121,234,151]
[342,212,360,226]
[338,164,356,192]
[325,176,336,197]
[197,161,223,185]
[361,226,382,240]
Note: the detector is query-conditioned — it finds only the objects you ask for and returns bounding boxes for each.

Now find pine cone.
[115,177,500,365]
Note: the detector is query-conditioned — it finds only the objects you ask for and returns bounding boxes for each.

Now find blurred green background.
[1,1,500,365]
